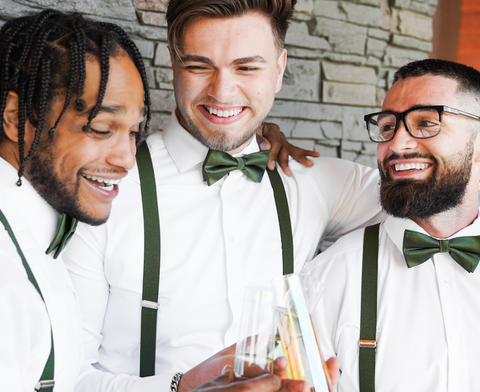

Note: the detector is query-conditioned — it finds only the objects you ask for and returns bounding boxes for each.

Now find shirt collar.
[163,110,260,173]
[0,157,61,253]
[385,210,480,254]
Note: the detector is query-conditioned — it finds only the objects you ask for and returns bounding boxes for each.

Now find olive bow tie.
[403,229,480,273]
[202,149,271,186]
[46,213,78,259]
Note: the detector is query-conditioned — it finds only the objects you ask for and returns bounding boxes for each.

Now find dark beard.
[24,137,107,226]
[379,149,473,220]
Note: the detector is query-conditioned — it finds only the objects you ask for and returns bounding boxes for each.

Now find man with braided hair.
[0,10,149,391]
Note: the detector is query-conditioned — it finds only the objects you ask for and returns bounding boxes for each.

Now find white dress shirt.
[64,112,383,392]
[305,214,480,392]
[0,158,83,392]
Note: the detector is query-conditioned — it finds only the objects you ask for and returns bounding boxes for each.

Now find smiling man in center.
[64,1,383,391]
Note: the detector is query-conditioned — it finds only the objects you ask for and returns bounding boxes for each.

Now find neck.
[413,193,479,238]
[225,136,255,155]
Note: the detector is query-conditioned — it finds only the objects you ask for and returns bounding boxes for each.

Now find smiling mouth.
[394,163,431,172]
[82,174,121,191]
[204,105,244,118]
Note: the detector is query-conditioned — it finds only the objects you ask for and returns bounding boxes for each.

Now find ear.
[275,48,287,94]
[3,91,20,143]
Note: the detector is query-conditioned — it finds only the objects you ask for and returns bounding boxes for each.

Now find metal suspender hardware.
[137,142,162,378]
[0,209,55,391]
[136,144,294,377]
[359,224,380,392]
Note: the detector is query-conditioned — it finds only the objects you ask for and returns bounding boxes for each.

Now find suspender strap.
[137,142,162,378]
[136,145,294,376]
[267,168,294,275]
[0,209,55,391]
[359,224,380,392]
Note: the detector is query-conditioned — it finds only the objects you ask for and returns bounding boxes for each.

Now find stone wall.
[0,0,438,167]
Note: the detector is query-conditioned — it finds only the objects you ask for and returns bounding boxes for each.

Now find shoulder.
[304,228,366,279]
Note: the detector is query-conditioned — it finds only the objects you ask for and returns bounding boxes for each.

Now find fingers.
[256,130,272,152]
[326,357,340,389]
[289,146,320,168]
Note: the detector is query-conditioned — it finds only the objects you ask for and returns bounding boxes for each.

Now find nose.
[207,69,236,103]
[106,132,136,171]
[388,119,418,153]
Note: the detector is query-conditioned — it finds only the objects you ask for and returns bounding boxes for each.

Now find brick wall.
[0,0,438,167]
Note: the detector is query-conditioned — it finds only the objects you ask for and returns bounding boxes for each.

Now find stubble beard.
[378,147,473,220]
[24,136,108,226]
[175,95,266,152]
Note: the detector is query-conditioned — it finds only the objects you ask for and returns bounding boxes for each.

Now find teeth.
[205,106,243,118]
[83,174,121,186]
[395,163,429,171]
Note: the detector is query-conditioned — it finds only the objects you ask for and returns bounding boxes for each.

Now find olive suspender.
[136,142,294,377]
[0,209,55,391]
[359,224,380,392]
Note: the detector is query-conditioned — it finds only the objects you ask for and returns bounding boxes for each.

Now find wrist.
[170,372,183,392]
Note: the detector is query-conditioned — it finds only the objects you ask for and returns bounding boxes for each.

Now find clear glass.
[234,287,276,378]
[272,274,332,392]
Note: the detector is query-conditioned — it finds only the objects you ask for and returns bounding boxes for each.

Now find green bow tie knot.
[46,213,78,259]
[202,149,271,186]
[403,229,480,273]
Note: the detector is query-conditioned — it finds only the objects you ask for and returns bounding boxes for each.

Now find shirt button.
[233,292,241,300]
[444,279,451,287]
[451,334,460,343]
[230,236,236,243]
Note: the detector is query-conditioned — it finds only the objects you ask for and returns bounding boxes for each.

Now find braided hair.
[0,10,151,185]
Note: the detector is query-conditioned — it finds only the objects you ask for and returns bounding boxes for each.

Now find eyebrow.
[78,101,146,118]
[179,54,267,67]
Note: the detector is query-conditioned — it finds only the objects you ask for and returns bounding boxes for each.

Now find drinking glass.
[272,274,332,392]
[234,287,276,378]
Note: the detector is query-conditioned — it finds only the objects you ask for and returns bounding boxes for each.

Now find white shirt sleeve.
[66,223,174,392]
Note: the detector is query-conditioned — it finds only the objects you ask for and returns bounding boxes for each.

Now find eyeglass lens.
[368,108,441,142]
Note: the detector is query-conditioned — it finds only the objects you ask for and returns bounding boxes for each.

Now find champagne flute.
[272,274,332,392]
[234,286,276,378]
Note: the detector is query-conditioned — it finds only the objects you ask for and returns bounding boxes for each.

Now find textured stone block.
[315,143,340,158]
[392,0,436,16]
[143,59,156,89]
[392,34,432,51]
[295,0,314,13]
[367,27,391,41]
[276,58,321,102]
[383,46,427,68]
[323,81,376,106]
[286,47,325,60]
[366,37,388,58]
[285,21,331,50]
[133,0,167,12]
[287,138,316,151]
[149,112,171,132]
[391,9,433,40]
[312,17,368,55]
[320,121,343,139]
[154,42,171,67]
[341,2,383,27]
[354,153,376,168]
[322,61,377,84]
[313,1,346,20]
[150,89,176,112]
[12,0,137,21]
[132,38,155,59]
[155,68,174,90]
[270,101,344,121]
[324,52,368,65]
[290,120,323,139]
[342,140,364,152]
[137,10,167,27]
[355,0,382,6]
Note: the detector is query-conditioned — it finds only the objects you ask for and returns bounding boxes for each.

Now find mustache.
[383,152,436,165]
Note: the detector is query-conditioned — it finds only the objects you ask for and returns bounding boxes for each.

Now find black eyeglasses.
[364,105,480,143]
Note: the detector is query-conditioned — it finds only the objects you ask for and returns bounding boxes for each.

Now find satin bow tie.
[202,149,271,186]
[46,213,78,259]
[403,229,480,273]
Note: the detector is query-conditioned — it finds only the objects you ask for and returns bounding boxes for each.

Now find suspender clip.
[142,300,159,309]
[35,380,55,390]
[359,339,376,349]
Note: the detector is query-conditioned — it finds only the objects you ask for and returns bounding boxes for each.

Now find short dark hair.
[0,10,151,183]
[166,0,297,57]
[393,58,480,99]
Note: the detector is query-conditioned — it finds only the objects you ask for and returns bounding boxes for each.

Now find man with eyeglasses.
[304,58,480,391]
